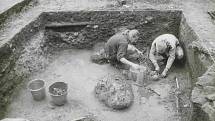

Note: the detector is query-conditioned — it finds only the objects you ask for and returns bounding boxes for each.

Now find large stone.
[191,87,207,105]
[203,86,215,95]
[206,93,215,101]
[196,64,215,87]
[95,74,134,109]
[188,41,208,54]
[202,102,215,121]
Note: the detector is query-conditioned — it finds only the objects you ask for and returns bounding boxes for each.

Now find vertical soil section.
[43,11,181,51]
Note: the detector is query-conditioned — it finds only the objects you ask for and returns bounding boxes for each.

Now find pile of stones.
[95,74,134,109]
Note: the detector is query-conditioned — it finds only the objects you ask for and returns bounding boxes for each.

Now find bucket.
[129,66,146,82]
[49,82,68,106]
[28,79,46,101]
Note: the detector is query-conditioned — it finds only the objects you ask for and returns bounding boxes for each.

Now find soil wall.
[179,13,214,121]
[43,11,181,51]
[179,14,209,81]
[0,13,45,118]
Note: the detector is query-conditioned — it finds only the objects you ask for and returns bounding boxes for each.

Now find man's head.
[176,46,184,59]
[128,29,140,43]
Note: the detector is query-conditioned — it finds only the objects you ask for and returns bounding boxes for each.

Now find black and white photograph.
[0,0,215,121]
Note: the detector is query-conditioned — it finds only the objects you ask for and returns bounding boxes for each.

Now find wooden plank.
[45,22,93,32]
[45,22,93,28]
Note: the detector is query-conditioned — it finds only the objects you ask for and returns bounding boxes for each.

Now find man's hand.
[155,65,160,72]
[138,51,144,57]
[161,68,168,78]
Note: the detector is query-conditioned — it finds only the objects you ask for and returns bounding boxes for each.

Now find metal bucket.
[28,79,46,101]
[49,82,68,106]
[129,66,146,82]
[129,67,138,81]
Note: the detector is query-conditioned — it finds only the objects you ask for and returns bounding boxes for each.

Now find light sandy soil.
[5,32,191,121]
[6,49,190,121]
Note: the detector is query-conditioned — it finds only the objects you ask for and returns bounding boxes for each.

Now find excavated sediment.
[1,10,211,121]
[95,74,134,109]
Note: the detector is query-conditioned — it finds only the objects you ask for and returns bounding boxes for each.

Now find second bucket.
[49,82,68,106]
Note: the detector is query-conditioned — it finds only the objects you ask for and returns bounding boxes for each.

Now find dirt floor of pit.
[5,47,192,121]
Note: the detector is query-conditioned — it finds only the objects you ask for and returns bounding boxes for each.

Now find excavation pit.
[0,10,211,121]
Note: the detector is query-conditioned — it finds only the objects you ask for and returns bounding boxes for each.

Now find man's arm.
[117,42,140,69]
[165,52,175,70]
[128,44,142,54]
[162,48,176,76]
[120,57,139,69]
[149,43,159,70]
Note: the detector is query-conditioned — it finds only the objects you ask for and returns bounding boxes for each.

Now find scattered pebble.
[151,74,159,81]
[93,25,99,29]
[183,104,189,108]
[53,88,66,96]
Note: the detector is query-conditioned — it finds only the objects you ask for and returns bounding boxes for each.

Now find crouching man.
[91,29,143,70]
[105,29,143,70]
[149,34,184,77]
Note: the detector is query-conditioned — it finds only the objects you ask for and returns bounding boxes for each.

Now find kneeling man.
[149,34,184,77]
[104,29,143,70]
